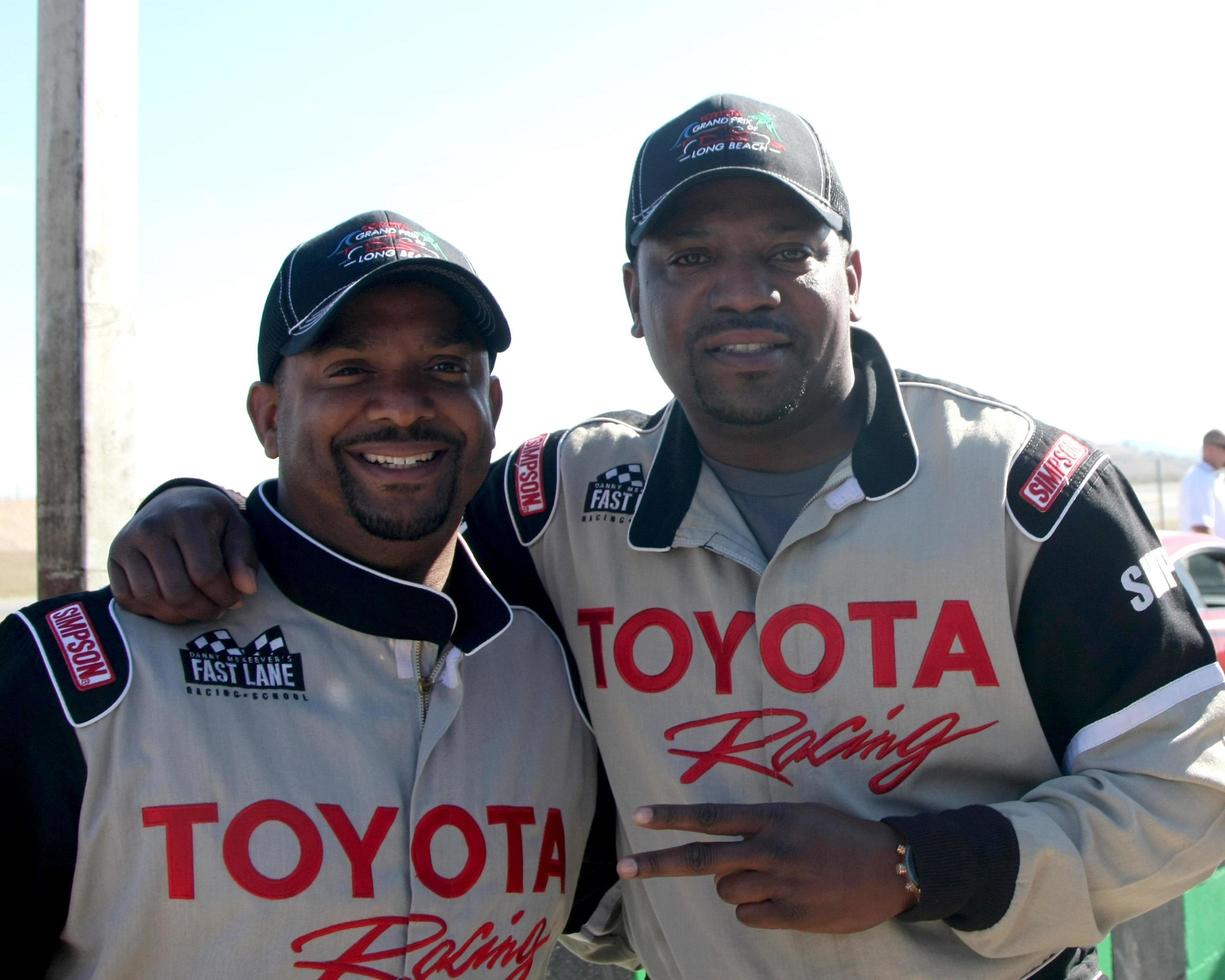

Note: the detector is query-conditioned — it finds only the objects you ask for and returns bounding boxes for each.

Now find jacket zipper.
[415,640,449,732]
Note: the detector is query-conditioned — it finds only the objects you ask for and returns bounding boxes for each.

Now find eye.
[669,251,710,268]
[774,245,814,263]
[324,362,370,379]
[429,358,471,378]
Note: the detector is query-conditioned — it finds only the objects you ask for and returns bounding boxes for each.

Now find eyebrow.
[314,323,482,354]
[657,220,822,240]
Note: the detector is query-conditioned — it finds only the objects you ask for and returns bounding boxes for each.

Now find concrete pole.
[36,0,138,596]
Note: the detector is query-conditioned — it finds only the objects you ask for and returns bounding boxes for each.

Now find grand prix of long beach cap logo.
[670,108,785,164]
[327,220,447,269]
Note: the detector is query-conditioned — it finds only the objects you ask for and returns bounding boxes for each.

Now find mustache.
[333,423,464,452]
[687,314,797,343]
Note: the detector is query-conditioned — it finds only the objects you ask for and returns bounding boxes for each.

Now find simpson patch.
[1008,424,1105,540]
[19,589,131,726]
[505,432,563,545]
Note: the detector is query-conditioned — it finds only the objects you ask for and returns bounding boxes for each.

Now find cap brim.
[278,258,511,364]
[629,167,845,247]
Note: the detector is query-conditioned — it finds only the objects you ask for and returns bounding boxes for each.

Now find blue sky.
[4,0,1224,500]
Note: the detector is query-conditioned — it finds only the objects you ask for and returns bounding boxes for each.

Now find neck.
[275,493,460,590]
[360,534,459,591]
[691,374,866,473]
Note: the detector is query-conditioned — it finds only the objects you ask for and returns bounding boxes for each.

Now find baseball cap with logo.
[625,94,852,255]
[258,209,511,381]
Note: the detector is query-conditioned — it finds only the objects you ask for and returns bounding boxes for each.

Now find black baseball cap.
[258,209,511,381]
[625,94,851,255]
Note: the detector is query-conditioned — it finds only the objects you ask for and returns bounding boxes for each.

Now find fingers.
[617,803,773,879]
[109,544,195,624]
[618,801,907,935]
[718,874,807,931]
[631,802,773,838]
[124,531,231,621]
[715,869,774,906]
[107,486,258,622]
[105,556,145,617]
[617,837,761,880]
[172,518,250,610]
[222,517,260,597]
[620,853,801,930]
[734,899,803,931]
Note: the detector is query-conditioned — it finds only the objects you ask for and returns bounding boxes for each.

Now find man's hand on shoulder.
[108,485,259,623]
[616,801,913,934]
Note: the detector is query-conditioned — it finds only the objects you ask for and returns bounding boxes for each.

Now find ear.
[247,382,281,459]
[623,262,644,338]
[845,248,864,322]
[488,375,504,428]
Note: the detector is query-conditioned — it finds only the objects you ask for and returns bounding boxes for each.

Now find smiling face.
[248,282,501,582]
[625,176,863,468]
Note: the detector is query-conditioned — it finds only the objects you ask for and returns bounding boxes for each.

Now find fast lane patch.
[180,626,308,701]
[583,463,645,522]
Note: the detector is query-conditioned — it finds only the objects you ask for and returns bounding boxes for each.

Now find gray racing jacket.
[465,328,1225,979]
[1,481,597,979]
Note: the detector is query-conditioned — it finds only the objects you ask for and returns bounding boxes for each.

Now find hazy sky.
[2,0,1223,500]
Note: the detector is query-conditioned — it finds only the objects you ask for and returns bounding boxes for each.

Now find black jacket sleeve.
[0,612,86,975]
[888,460,1219,936]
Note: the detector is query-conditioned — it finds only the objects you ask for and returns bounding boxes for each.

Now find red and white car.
[1160,530,1225,665]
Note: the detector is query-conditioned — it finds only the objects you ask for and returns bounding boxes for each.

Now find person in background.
[1178,428,1225,533]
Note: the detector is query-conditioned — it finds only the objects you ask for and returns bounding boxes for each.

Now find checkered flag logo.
[600,463,644,489]
[188,629,242,657]
[185,626,287,658]
[248,627,287,655]
[584,461,646,516]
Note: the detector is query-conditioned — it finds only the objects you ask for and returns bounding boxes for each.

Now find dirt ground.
[0,500,36,598]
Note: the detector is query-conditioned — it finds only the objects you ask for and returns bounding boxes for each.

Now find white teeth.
[362,451,438,469]
[717,343,775,353]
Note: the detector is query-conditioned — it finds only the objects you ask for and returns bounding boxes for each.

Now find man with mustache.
[107,97,1225,979]
[0,210,597,978]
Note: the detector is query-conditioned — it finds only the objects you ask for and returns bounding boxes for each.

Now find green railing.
[1101,865,1225,979]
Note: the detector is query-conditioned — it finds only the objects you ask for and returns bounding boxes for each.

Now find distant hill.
[1100,443,1194,486]
[0,499,34,551]
[0,499,35,608]
[1096,444,1192,530]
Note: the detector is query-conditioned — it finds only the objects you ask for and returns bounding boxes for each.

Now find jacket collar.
[628,327,918,550]
[247,481,512,653]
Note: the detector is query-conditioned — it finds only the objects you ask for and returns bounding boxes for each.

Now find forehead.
[322,282,477,349]
[646,176,825,240]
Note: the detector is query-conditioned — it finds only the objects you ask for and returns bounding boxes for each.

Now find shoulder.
[2,589,132,727]
[476,406,668,547]
[897,370,1110,540]
[897,370,1034,437]
[482,605,592,730]
[1182,462,1211,485]
[896,370,1038,467]
[1005,422,1109,541]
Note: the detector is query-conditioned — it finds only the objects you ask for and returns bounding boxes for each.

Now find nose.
[708,258,781,314]
[364,373,436,427]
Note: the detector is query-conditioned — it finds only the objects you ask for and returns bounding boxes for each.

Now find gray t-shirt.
[702,453,844,557]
